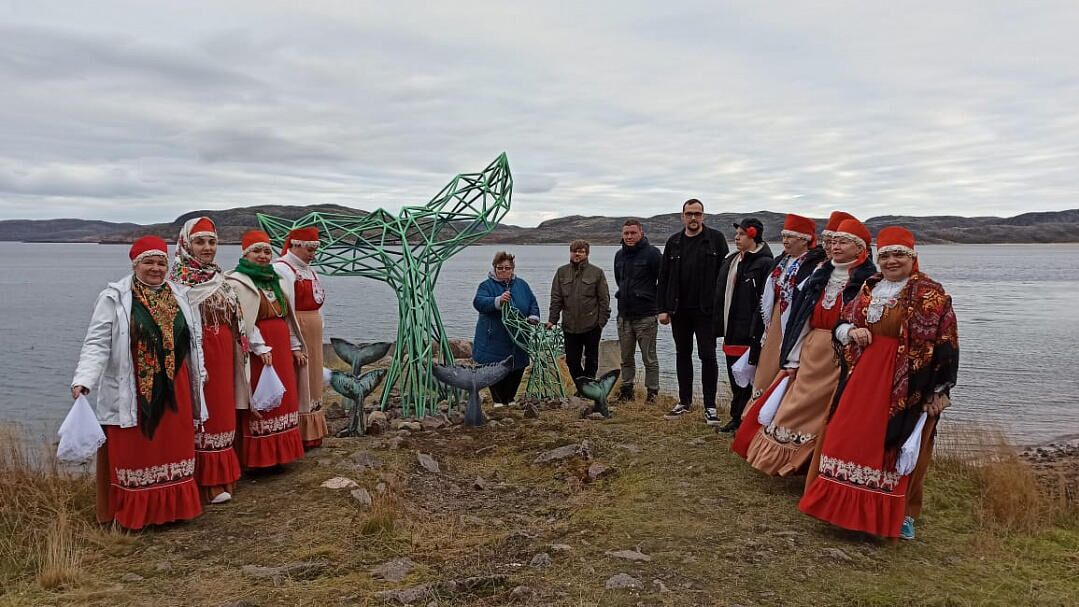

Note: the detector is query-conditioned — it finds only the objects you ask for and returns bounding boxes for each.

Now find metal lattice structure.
[501,304,566,399]
[258,154,512,417]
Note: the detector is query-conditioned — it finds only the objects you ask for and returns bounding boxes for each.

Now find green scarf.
[234,258,289,317]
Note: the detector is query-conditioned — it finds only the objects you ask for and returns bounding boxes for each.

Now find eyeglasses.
[683,212,703,217]
[494,265,514,271]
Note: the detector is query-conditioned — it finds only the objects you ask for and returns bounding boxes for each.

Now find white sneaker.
[210,491,232,504]
[493,402,505,409]
[507,400,517,408]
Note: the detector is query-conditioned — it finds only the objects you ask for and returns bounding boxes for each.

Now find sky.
[2,1,1078,227]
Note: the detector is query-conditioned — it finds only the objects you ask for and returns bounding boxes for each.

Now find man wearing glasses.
[657,199,730,423]
[274,227,329,449]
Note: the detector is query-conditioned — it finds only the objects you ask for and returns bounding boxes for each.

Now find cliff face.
[2,206,1078,244]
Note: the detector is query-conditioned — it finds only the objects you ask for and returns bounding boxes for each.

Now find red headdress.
[241,230,272,256]
[822,211,856,239]
[876,226,919,272]
[781,214,817,248]
[283,226,320,256]
[129,236,168,264]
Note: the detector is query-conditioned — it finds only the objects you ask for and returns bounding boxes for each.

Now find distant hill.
[2,206,1078,245]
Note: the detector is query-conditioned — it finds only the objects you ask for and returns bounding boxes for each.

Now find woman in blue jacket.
[472,251,541,406]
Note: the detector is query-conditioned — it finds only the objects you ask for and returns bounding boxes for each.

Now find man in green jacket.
[547,240,611,383]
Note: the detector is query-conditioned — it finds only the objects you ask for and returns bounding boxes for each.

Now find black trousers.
[670,308,718,409]
[725,353,753,421]
[564,326,602,381]
[489,368,526,404]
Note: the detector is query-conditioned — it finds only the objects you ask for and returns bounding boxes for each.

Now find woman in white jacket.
[225,230,306,469]
[71,236,207,530]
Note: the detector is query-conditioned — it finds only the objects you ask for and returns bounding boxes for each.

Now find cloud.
[1,2,1078,225]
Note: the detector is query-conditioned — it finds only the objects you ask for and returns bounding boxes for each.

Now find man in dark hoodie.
[613,219,662,402]
[713,218,774,431]
[657,199,730,420]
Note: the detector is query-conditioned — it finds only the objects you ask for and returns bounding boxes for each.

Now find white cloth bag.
[56,395,106,463]
[757,376,791,427]
[731,350,756,388]
[252,366,286,412]
[896,412,929,475]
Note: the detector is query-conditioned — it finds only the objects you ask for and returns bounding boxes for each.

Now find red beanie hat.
[877,226,919,272]
[833,218,872,251]
[189,216,216,239]
[129,236,168,264]
[241,230,272,256]
[282,226,320,256]
[782,214,817,248]
[822,211,856,238]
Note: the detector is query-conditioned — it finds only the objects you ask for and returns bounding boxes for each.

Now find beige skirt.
[746,328,839,476]
[295,310,328,443]
[751,306,784,398]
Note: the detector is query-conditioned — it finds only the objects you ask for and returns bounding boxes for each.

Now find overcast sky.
[2,1,1078,227]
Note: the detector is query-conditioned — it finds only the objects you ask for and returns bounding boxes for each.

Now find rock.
[605,573,643,590]
[376,482,388,494]
[510,585,534,601]
[121,573,143,582]
[567,396,590,409]
[367,411,389,434]
[487,420,501,428]
[586,412,605,421]
[549,543,573,552]
[154,562,172,572]
[499,417,515,426]
[686,437,706,445]
[350,451,383,470]
[374,574,510,604]
[374,583,433,604]
[437,400,450,413]
[529,552,552,568]
[421,416,447,431]
[400,421,423,432]
[605,549,652,562]
[448,338,473,359]
[523,404,539,418]
[350,487,373,506]
[587,462,616,481]
[240,561,327,585]
[653,579,672,593]
[533,440,592,465]
[472,476,491,490]
[821,547,854,562]
[448,410,465,425]
[616,443,642,453]
[386,436,404,450]
[417,453,441,474]
[320,476,358,490]
[370,557,415,582]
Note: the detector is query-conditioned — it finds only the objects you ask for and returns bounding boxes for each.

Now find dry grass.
[0,425,95,591]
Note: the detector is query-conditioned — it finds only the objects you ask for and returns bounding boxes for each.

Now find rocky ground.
[4,393,1078,607]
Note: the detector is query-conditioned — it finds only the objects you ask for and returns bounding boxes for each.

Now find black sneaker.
[704,408,722,425]
[645,390,658,403]
[718,418,741,433]
[664,404,691,419]
[615,386,635,402]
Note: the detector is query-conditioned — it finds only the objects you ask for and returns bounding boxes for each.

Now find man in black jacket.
[713,218,774,431]
[657,199,730,420]
[613,219,662,402]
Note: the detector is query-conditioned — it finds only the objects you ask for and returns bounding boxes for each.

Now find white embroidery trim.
[819,454,900,492]
[115,457,196,488]
[195,430,235,450]
[248,411,299,436]
[866,278,909,324]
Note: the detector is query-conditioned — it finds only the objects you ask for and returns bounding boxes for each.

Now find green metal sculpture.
[501,304,567,400]
[258,154,513,418]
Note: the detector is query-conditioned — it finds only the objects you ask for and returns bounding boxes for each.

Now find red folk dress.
[798,304,907,537]
[278,258,328,448]
[239,292,304,468]
[193,306,243,499]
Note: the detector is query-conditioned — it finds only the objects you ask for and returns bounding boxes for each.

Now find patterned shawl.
[130,280,191,439]
[840,272,959,449]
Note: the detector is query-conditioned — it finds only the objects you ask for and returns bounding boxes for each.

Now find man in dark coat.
[657,199,730,420]
[613,219,662,402]
[713,218,774,431]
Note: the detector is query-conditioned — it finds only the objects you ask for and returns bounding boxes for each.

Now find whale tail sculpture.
[576,369,621,418]
[330,368,387,437]
[328,339,393,436]
[431,357,514,427]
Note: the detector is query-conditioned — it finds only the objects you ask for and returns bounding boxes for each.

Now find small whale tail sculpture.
[330,368,387,437]
[431,357,514,427]
[331,339,393,377]
[576,369,621,418]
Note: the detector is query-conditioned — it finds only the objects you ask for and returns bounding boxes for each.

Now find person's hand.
[498,291,512,304]
[259,352,273,366]
[71,385,88,400]
[248,407,264,420]
[545,321,555,330]
[527,317,540,325]
[293,350,308,367]
[924,392,950,416]
[658,313,670,325]
[850,327,873,347]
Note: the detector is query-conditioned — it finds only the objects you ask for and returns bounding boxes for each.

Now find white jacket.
[71,275,208,428]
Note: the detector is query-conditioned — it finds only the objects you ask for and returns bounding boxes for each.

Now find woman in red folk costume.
[799,227,959,540]
[273,227,329,449]
[169,217,245,504]
[744,217,876,476]
[226,231,306,469]
[820,211,856,262]
[72,236,206,529]
[732,214,824,456]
